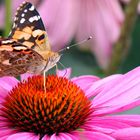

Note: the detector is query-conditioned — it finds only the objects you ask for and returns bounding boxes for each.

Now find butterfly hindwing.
[0,39,43,77]
[9,2,51,52]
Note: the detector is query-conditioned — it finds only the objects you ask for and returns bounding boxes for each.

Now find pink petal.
[0,76,18,106]
[87,74,121,98]
[0,76,18,104]
[39,0,78,51]
[42,133,79,140]
[42,135,50,140]
[56,68,72,78]
[20,73,35,82]
[75,0,124,69]
[92,67,140,115]
[84,118,130,133]
[103,115,140,127]
[6,132,39,140]
[0,76,18,90]
[111,127,140,140]
[0,128,17,138]
[77,131,115,140]
[58,133,78,140]
[71,75,100,98]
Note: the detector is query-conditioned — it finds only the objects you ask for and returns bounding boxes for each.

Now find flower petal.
[78,131,115,140]
[111,127,140,140]
[0,128,17,138]
[75,0,124,69]
[92,67,140,115]
[102,115,140,127]
[20,73,35,82]
[71,75,100,97]
[6,132,39,140]
[83,115,140,135]
[57,68,72,78]
[0,77,18,103]
[87,74,121,98]
[84,118,130,133]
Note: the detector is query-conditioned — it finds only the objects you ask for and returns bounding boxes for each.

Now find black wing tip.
[18,1,34,10]
[21,1,33,6]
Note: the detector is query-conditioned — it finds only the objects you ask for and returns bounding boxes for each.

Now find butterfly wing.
[0,39,44,77]
[9,2,51,53]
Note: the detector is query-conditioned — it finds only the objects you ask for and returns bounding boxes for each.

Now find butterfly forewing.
[0,2,60,78]
[9,2,51,52]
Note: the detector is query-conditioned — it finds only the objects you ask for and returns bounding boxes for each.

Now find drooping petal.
[111,127,140,140]
[101,115,140,127]
[0,128,17,139]
[75,0,124,69]
[42,133,78,140]
[6,132,39,140]
[20,73,35,82]
[83,115,140,135]
[92,67,140,115]
[56,68,72,78]
[86,74,121,98]
[0,77,18,103]
[77,131,115,140]
[71,75,100,97]
[84,118,130,133]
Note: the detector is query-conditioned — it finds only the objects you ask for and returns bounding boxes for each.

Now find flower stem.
[4,0,11,37]
[105,0,139,75]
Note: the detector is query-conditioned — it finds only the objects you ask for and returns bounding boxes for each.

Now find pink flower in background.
[1,67,140,139]
[38,0,124,69]
[0,0,124,69]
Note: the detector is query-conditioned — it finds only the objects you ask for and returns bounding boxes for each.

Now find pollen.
[1,75,92,136]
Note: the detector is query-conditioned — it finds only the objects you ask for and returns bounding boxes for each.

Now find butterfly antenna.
[58,36,92,53]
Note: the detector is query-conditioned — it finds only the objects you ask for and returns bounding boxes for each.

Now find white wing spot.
[29,16,40,23]
[13,46,27,50]
[24,9,27,13]
[13,23,16,28]
[20,18,25,24]
[14,17,17,21]
[8,31,12,36]
[2,60,11,66]
[29,5,35,11]
[2,40,14,44]
[21,13,25,17]
[38,16,40,19]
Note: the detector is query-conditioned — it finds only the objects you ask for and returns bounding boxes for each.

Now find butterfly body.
[0,2,60,77]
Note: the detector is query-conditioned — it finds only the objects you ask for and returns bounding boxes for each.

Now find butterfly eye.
[38,34,45,40]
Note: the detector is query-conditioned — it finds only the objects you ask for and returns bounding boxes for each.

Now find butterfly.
[0,1,60,77]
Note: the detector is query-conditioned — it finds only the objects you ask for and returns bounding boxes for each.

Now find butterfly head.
[41,51,61,72]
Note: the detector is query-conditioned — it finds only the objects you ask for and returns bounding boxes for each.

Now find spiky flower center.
[1,75,92,136]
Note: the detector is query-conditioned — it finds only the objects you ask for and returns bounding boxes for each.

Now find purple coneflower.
[1,67,140,139]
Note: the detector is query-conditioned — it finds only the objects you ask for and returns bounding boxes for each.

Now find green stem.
[105,0,139,75]
[4,0,11,37]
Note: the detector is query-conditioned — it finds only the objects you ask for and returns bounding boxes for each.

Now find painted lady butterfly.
[0,2,60,77]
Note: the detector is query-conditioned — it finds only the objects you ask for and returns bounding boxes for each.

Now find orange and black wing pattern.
[0,39,43,77]
[9,2,51,52]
